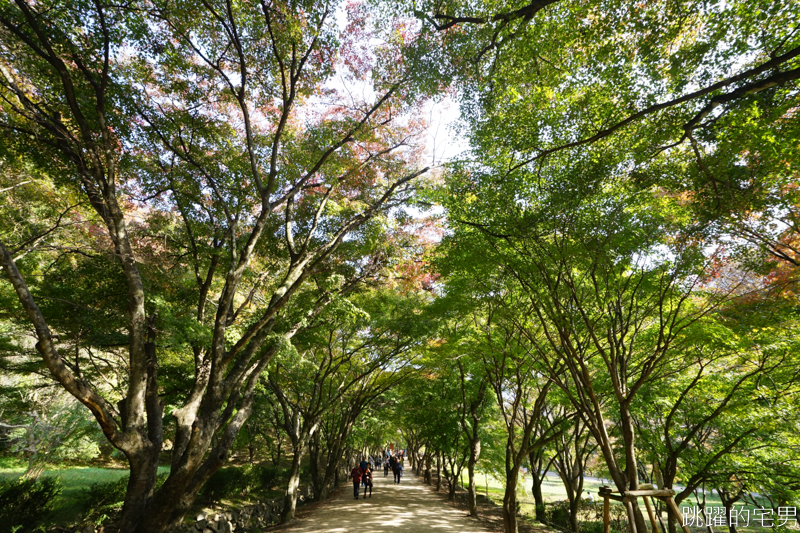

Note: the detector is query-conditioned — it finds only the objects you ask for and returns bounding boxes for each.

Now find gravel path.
[281,470,494,533]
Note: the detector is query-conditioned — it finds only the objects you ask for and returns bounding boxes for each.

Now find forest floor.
[269,469,553,533]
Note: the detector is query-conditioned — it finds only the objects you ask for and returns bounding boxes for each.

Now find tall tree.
[0,1,432,530]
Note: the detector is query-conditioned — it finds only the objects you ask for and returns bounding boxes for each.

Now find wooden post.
[665,497,692,533]
[643,496,660,533]
[604,493,611,533]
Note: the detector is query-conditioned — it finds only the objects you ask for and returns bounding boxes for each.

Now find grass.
[458,470,784,532]
[0,464,170,524]
[1,460,290,528]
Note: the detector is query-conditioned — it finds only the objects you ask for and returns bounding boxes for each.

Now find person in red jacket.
[350,464,362,500]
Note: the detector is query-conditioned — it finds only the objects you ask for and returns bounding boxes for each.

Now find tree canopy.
[1,1,799,533]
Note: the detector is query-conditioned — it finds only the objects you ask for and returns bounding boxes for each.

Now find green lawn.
[0,463,170,524]
[461,470,772,509]
[458,470,781,532]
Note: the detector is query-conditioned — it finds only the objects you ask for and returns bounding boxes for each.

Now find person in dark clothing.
[384,459,390,477]
[363,464,373,498]
[393,460,403,484]
[350,465,362,499]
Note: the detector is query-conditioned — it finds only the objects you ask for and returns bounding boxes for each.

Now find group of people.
[350,460,374,499]
[349,452,405,500]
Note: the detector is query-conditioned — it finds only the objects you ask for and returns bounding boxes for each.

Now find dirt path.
[280,469,496,533]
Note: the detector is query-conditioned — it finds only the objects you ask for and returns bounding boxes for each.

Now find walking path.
[281,469,495,533]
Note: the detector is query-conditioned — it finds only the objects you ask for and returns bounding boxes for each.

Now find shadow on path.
[280,470,493,533]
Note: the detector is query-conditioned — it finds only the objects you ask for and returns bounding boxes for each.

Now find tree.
[0,0,433,530]
[439,146,727,532]
[479,294,572,533]
[267,289,426,521]
[425,284,502,515]
[427,1,800,531]
[417,0,800,181]
[552,414,597,533]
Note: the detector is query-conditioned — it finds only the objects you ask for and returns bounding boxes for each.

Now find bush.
[542,498,628,533]
[548,501,571,529]
[251,464,282,493]
[0,476,61,533]
[199,467,248,504]
[77,474,129,521]
[581,521,605,533]
[535,503,547,521]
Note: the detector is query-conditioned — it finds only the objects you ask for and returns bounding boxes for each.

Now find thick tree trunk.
[309,436,324,501]
[310,430,345,502]
[667,508,678,533]
[139,431,223,532]
[136,459,203,533]
[116,446,160,533]
[528,447,550,522]
[569,498,581,533]
[722,501,737,533]
[316,435,347,502]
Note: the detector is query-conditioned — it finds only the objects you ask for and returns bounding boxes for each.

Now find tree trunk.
[424,451,432,484]
[467,437,481,517]
[531,471,546,521]
[503,466,520,533]
[281,440,307,523]
[723,501,736,533]
[717,488,744,533]
[317,435,347,502]
[620,404,649,533]
[529,447,552,522]
[667,512,678,533]
[116,446,160,533]
[309,434,324,502]
[447,461,458,500]
[436,452,442,492]
[569,498,581,533]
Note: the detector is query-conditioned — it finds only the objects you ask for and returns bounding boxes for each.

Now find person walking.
[384,458,390,477]
[363,463,373,498]
[393,459,403,484]
[350,464,363,500]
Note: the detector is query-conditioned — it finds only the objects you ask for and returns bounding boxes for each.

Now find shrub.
[199,467,248,504]
[581,521,605,533]
[548,501,571,530]
[0,476,61,533]
[535,503,547,521]
[251,464,282,493]
[77,474,129,520]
